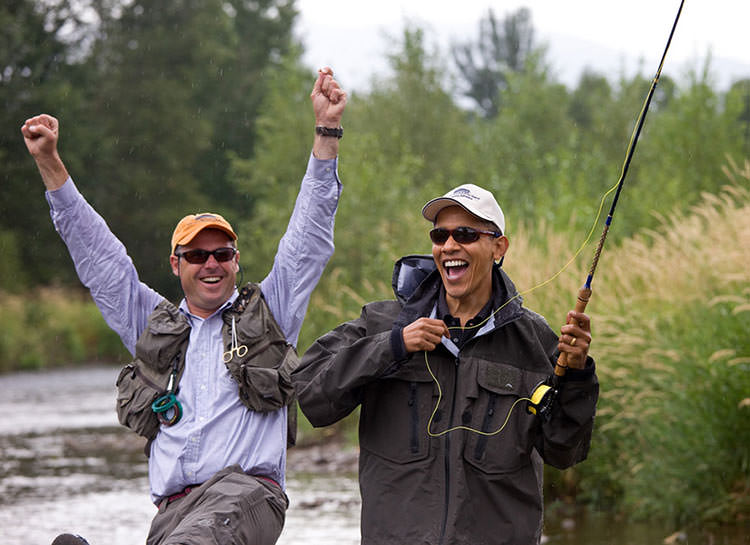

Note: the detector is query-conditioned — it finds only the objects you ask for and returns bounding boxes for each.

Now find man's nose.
[203,254,221,267]
[442,233,461,249]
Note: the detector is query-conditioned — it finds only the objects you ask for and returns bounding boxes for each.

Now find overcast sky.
[295,0,750,92]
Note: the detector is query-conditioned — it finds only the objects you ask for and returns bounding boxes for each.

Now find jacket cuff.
[390,325,408,361]
[560,356,596,381]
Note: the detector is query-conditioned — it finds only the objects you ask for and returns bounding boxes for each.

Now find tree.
[452,7,538,118]
[227,52,316,283]
[356,26,474,194]
[64,0,300,298]
[0,0,89,288]
[727,78,750,156]
[192,0,299,212]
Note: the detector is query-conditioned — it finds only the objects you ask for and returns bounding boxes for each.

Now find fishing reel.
[526,380,557,420]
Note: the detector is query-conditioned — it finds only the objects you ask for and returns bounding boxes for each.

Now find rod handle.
[554,286,592,377]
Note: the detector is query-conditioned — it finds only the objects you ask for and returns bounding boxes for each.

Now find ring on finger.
[570,336,577,346]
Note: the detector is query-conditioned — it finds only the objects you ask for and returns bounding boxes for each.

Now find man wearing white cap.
[22,68,347,545]
[292,183,599,544]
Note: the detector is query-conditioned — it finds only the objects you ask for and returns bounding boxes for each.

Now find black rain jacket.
[292,256,598,545]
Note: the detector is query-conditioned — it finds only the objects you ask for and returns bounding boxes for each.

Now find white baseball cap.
[421,184,506,234]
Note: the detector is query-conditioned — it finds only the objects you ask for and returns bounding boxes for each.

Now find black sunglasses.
[175,247,237,264]
[429,226,501,245]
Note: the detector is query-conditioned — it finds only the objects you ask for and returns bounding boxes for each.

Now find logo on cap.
[451,188,480,201]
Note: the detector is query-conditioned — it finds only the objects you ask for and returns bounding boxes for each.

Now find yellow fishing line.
[422,74,658,438]
[424,350,533,437]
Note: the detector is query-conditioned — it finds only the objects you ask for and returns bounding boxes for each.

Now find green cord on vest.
[152,392,183,426]
[152,354,183,426]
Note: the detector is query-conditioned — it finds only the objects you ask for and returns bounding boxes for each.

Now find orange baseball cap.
[170,212,237,255]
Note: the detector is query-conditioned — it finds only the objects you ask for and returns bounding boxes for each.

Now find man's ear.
[170,254,180,277]
[493,236,509,263]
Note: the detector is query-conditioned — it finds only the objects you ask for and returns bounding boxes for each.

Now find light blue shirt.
[46,153,341,501]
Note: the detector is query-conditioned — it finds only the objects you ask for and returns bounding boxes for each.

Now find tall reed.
[516,158,750,523]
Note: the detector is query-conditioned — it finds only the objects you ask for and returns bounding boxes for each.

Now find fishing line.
[425,349,532,438]
[424,119,634,437]
[423,0,685,438]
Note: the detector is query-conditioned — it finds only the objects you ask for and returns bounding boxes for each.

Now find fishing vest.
[115,282,299,451]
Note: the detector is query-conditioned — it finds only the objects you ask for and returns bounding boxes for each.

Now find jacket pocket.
[115,363,162,440]
[359,363,436,464]
[463,360,547,474]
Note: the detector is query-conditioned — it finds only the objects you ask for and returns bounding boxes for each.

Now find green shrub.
[0,288,128,372]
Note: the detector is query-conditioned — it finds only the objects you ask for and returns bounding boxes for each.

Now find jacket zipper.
[409,382,419,454]
[438,355,460,545]
[474,393,498,460]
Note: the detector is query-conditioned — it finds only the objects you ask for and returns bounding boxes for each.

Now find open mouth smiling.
[444,259,469,279]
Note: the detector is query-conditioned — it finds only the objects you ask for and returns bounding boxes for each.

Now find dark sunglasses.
[175,247,237,264]
[429,226,502,245]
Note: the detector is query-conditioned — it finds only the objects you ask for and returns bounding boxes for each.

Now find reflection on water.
[0,366,361,545]
[0,367,745,545]
[278,474,360,545]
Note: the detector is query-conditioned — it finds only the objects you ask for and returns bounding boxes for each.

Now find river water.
[0,366,745,545]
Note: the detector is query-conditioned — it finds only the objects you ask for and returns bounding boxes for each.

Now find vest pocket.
[115,363,161,440]
[239,367,284,410]
[231,344,298,413]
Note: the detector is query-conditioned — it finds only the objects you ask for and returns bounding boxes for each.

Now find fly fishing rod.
[529,0,686,416]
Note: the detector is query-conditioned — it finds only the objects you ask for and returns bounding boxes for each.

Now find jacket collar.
[392,256,524,336]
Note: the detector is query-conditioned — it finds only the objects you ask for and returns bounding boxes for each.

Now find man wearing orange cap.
[22,68,347,545]
[293,184,598,544]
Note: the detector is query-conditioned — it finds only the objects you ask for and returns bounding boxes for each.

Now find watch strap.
[315,125,343,139]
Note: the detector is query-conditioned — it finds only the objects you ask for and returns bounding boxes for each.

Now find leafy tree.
[0,0,89,288]
[62,0,300,298]
[452,7,538,118]
[634,57,741,234]
[66,0,231,298]
[355,26,475,196]
[568,70,612,131]
[192,0,299,212]
[726,78,750,157]
[227,52,316,283]
[475,56,576,230]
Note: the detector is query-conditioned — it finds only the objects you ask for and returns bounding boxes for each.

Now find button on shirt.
[45,153,341,502]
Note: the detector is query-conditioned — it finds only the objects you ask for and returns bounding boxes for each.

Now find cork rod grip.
[554,286,592,377]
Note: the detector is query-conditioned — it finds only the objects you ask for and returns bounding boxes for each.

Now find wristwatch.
[315,125,343,139]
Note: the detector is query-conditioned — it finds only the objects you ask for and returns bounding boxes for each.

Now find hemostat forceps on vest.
[223,316,248,363]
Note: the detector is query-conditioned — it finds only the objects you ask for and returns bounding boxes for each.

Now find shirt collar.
[178,288,240,322]
[436,274,498,327]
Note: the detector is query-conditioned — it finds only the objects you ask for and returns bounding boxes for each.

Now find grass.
[519,157,750,524]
